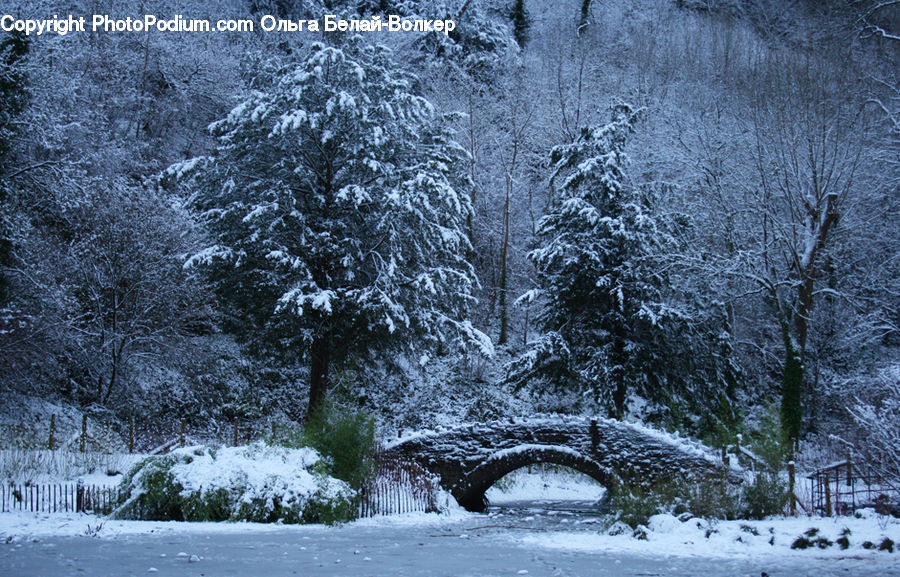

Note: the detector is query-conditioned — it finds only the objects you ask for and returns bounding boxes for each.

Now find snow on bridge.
[384,416,738,512]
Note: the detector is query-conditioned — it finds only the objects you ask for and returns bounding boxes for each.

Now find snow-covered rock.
[647,513,681,534]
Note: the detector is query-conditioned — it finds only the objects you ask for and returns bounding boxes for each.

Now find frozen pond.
[3,503,898,577]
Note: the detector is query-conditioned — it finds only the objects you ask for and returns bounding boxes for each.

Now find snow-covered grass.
[112,442,356,524]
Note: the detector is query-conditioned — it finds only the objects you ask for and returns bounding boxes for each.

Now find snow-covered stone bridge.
[384,417,734,512]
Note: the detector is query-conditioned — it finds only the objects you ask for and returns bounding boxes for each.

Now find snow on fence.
[1,483,119,514]
[359,453,441,517]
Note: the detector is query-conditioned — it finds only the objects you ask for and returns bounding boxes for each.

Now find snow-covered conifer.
[515,102,739,424]
[179,40,489,420]
[514,103,658,417]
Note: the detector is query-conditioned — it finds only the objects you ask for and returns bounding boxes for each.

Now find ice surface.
[1,510,898,577]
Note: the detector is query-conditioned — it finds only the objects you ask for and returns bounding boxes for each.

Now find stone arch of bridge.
[454,445,620,512]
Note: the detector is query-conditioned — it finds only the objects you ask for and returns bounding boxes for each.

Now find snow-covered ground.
[2,467,897,575]
[1,508,898,577]
[515,510,899,558]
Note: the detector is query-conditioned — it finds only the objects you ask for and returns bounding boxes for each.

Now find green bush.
[183,486,232,521]
[281,403,376,492]
[746,403,790,470]
[742,472,788,519]
[686,479,741,520]
[609,480,694,528]
[791,535,813,549]
[116,453,188,521]
[609,484,664,528]
[836,528,851,550]
[609,477,743,528]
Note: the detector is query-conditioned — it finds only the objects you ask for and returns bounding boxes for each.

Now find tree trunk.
[465,95,478,265]
[512,0,529,48]
[780,319,803,446]
[579,0,592,34]
[498,186,510,345]
[306,336,330,421]
[610,332,627,419]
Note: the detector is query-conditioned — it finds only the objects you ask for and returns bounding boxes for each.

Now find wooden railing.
[807,460,899,516]
[1,483,119,514]
[358,453,442,517]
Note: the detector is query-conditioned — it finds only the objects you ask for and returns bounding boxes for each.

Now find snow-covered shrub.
[609,482,677,529]
[610,478,743,527]
[836,527,852,549]
[791,528,832,550]
[686,479,741,520]
[741,472,788,520]
[113,442,355,524]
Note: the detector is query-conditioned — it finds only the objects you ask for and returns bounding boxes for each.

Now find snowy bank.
[517,511,899,560]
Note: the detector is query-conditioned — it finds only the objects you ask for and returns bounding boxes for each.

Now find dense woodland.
[0,0,897,476]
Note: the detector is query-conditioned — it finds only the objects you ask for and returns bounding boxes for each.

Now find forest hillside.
[1,0,897,478]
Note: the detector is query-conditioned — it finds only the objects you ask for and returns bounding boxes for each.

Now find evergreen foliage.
[114,444,355,524]
[523,102,655,417]
[780,331,804,447]
[0,30,28,306]
[179,41,490,420]
[609,477,741,528]
[290,402,376,492]
[512,103,739,426]
[510,0,531,48]
[742,472,788,520]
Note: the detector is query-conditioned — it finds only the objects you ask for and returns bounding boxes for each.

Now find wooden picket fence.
[2,465,438,518]
[358,454,441,517]
[1,483,119,514]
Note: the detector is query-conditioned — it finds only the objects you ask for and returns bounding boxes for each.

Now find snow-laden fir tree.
[176,40,490,421]
[511,0,532,48]
[511,102,739,424]
[509,103,655,417]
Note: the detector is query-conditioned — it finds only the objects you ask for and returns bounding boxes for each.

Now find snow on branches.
[177,41,489,419]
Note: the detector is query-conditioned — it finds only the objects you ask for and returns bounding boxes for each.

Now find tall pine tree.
[512,103,739,426]
[511,103,657,417]
[177,42,490,420]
